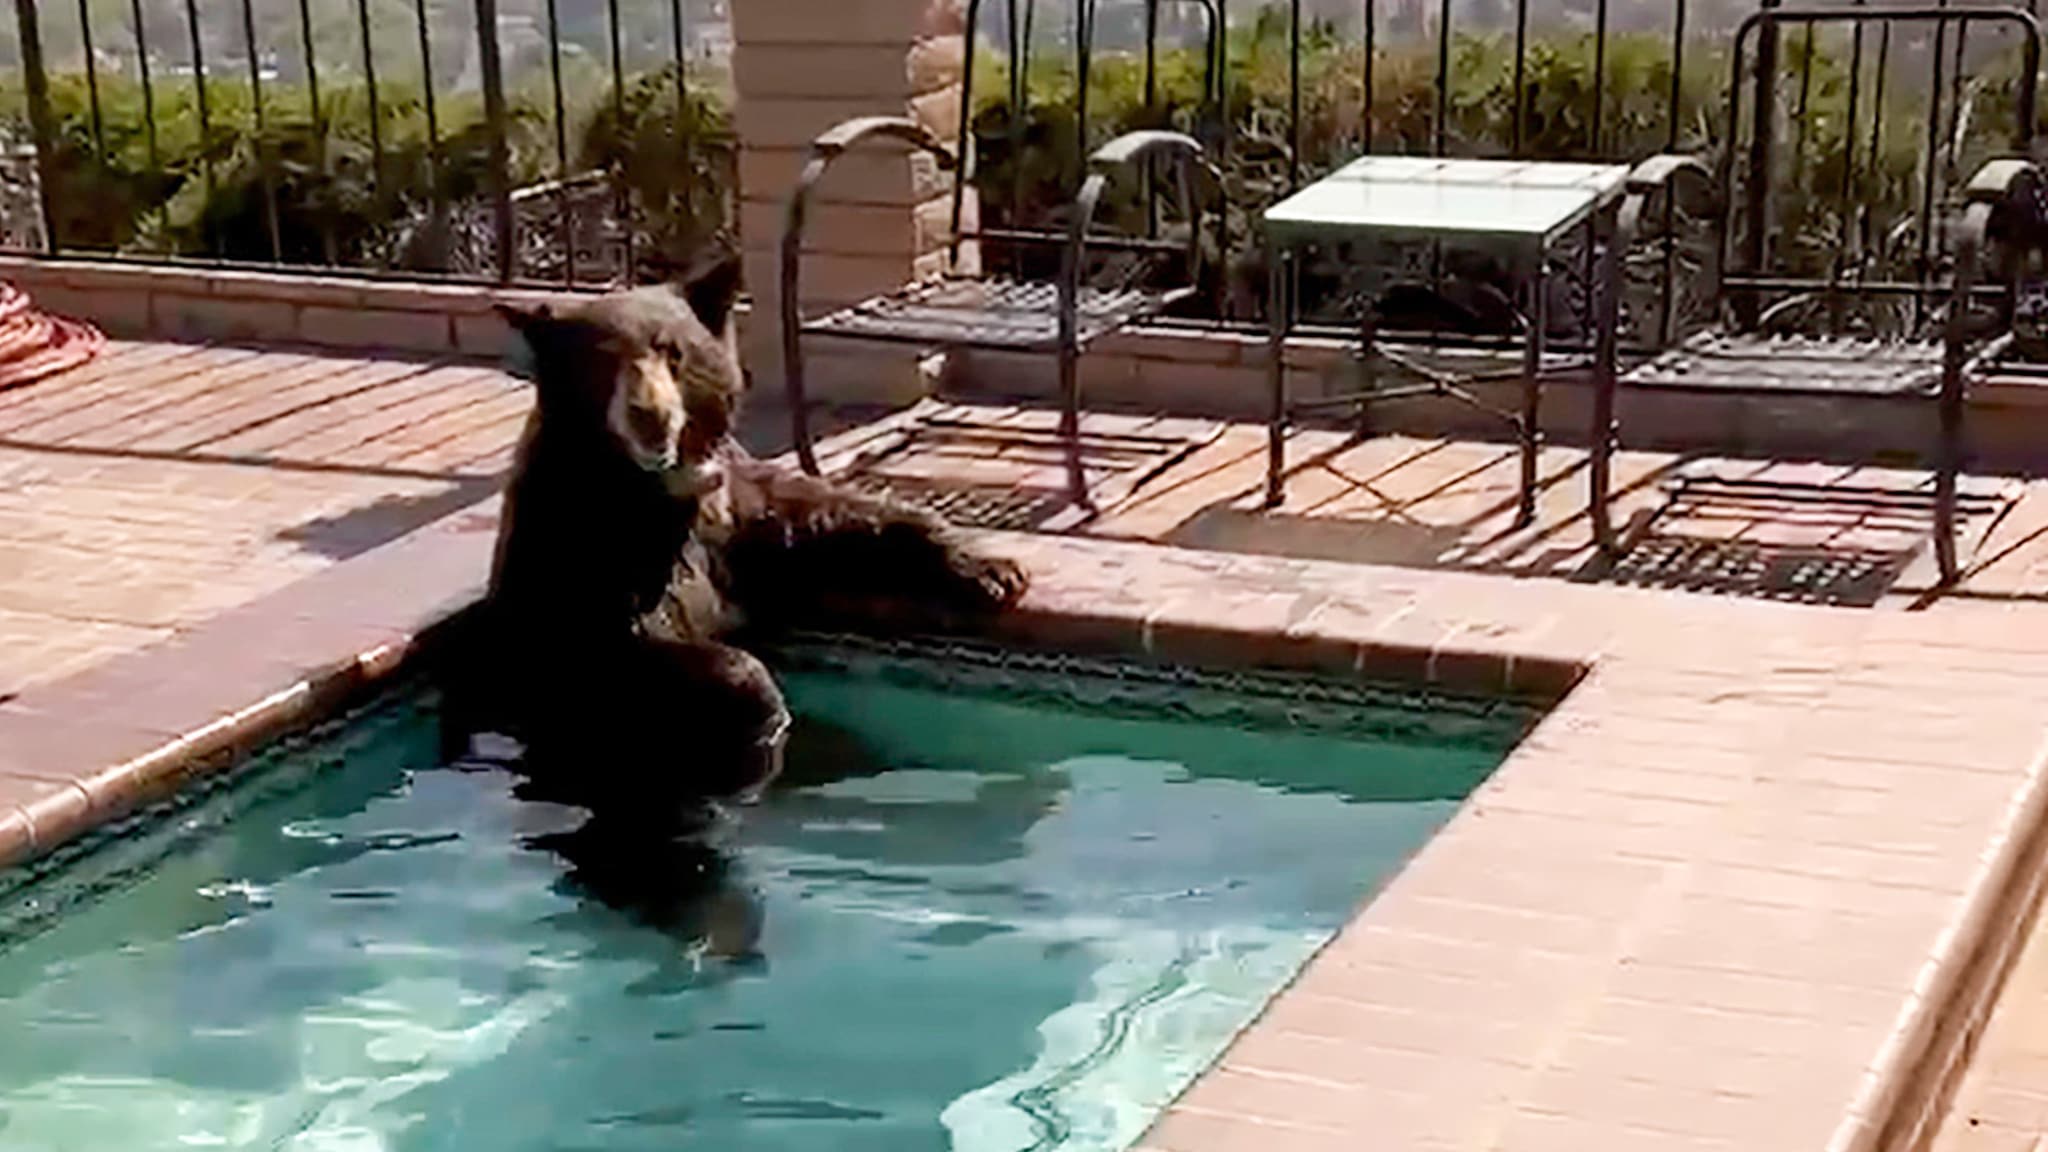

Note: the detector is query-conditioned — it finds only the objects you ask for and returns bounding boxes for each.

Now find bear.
[443,247,1028,816]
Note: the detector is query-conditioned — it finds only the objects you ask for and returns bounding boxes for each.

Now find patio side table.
[1260,157,1632,525]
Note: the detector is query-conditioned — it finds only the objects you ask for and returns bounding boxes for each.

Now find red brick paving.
[9,348,2048,1152]
[0,340,516,699]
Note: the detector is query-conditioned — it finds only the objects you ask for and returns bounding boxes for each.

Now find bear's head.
[494,250,744,498]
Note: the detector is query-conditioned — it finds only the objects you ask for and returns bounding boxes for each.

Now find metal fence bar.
[670,0,689,124]
[1360,0,1375,153]
[1144,0,1159,235]
[1656,0,1691,342]
[1210,0,1226,177]
[1940,10,1970,256]
[1917,3,1952,327]
[73,0,102,169]
[1735,0,1782,330]
[669,0,691,229]
[1433,0,1451,156]
[1511,0,1529,155]
[475,0,514,282]
[606,0,634,282]
[413,0,446,268]
[1865,16,1891,265]
[1669,0,1689,150]
[544,0,575,284]
[297,0,335,265]
[1791,23,1815,184]
[356,0,386,196]
[182,0,214,257]
[1828,0,1868,332]
[1591,0,1608,155]
[1287,0,1300,187]
[241,0,283,263]
[1076,0,1096,181]
[12,0,57,253]
[127,0,156,168]
[952,0,985,268]
[1006,0,1027,265]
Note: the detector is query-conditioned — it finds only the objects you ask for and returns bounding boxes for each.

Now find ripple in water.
[0,660,1512,1152]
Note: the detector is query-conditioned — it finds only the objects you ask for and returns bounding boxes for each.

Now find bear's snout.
[624,401,680,469]
[608,355,688,473]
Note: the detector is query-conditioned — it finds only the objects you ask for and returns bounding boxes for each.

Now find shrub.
[0,61,725,275]
[0,0,2030,312]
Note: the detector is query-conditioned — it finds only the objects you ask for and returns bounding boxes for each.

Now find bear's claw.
[957,553,1030,611]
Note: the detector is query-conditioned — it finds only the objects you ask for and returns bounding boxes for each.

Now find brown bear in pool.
[443,249,1028,810]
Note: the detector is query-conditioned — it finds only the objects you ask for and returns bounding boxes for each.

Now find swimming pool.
[0,637,1535,1152]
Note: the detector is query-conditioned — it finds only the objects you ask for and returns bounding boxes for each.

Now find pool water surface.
[0,640,1531,1152]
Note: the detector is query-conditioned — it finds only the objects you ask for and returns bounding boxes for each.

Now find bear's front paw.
[954,552,1030,612]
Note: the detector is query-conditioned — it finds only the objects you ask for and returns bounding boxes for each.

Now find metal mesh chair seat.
[781,119,1220,507]
[799,276,1191,352]
[1625,332,1944,397]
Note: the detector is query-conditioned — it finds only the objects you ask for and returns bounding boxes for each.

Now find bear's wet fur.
[444,247,1027,812]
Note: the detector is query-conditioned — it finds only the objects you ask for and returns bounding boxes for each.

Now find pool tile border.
[988,599,1589,705]
[0,503,2045,1152]
[1862,727,2048,1152]
[0,503,490,870]
[0,511,1584,873]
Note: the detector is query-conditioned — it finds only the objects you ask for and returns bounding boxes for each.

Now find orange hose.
[0,282,104,392]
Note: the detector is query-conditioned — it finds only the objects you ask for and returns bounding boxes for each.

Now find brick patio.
[0,340,527,699]
[811,395,2048,610]
[7,338,2048,1152]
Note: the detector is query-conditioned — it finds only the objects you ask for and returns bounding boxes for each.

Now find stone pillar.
[730,0,976,410]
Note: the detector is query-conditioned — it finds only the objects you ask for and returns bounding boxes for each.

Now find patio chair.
[777,0,1225,515]
[1592,4,2048,586]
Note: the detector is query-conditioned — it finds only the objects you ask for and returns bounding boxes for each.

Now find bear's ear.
[676,248,743,338]
[493,300,553,334]
[492,302,552,383]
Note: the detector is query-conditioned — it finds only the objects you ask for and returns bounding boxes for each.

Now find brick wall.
[8,253,2048,472]
[729,0,974,407]
[0,258,553,362]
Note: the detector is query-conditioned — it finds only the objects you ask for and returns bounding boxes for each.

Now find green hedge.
[969,16,2022,285]
[2,61,736,273]
[1,7,2026,293]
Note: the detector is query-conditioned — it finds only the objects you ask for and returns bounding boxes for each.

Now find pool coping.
[1,500,2046,1152]
[0,495,492,860]
[0,504,1587,874]
[964,534,2048,1152]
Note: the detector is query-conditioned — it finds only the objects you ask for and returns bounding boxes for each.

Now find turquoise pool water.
[0,640,1530,1152]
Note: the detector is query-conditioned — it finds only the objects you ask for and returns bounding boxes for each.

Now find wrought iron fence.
[969,0,2048,334]
[0,0,733,285]
[0,0,2039,327]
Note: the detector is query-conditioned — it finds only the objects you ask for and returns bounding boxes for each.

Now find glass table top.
[1263,156,1633,244]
